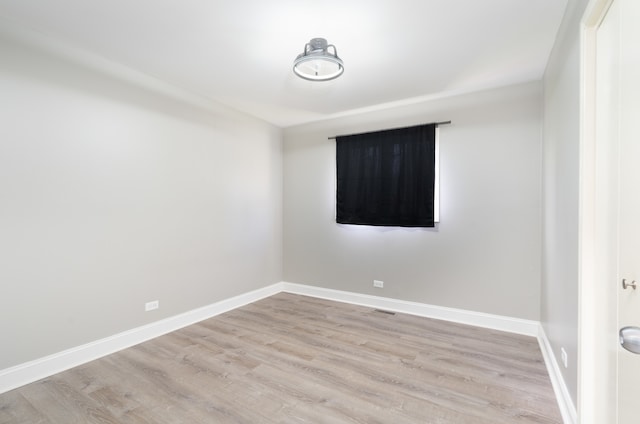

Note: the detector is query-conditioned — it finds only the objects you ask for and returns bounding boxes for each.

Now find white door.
[595,0,640,422]
[616,0,640,422]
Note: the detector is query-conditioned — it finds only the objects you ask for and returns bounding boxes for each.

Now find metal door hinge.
[622,279,637,290]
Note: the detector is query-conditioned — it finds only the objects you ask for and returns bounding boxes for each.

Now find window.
[336,123,438,227]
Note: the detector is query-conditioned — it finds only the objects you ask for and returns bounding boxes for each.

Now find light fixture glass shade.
[293,38,344,81]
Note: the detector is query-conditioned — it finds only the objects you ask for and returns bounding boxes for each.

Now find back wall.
[283,82,542,320]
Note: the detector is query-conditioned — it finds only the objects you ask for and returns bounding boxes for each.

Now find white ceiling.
[0,0,567,127]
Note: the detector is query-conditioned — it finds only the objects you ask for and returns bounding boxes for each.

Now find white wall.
[283,82,542,320]
[541,0,590,407]
[0,26,282,370]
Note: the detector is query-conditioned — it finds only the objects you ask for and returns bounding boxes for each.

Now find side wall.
[283,82,542,320]
[0,25,283,370]
[541,0,590,407]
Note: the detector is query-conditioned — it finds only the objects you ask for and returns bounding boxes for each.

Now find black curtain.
[336,123,436,227]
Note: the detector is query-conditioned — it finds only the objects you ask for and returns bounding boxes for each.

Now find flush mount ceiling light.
[293,38,344,81]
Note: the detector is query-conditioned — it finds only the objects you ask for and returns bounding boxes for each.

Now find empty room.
[1,0,638,423]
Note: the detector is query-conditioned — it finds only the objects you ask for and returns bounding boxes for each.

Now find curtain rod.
[327,121,452,140]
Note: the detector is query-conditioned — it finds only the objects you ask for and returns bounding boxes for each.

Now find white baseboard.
[281,282,539,336]
[0,283,283,394]
[537,325,577,424]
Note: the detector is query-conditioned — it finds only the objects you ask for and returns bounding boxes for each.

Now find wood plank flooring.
[0,293,562,423]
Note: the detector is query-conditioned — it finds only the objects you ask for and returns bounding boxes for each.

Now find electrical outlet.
[373,280,384,288]
[561,347,568,368]
[145,300,159,311]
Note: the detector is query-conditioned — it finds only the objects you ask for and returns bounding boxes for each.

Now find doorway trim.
[579,0,616,422]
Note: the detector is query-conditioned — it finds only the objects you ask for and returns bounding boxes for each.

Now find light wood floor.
[0,293,562,423]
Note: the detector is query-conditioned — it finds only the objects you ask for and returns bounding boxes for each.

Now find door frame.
[579,0,617,422]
